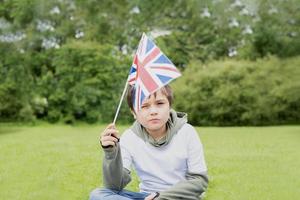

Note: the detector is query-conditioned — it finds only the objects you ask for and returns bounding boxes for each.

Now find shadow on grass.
[0,128,22,135]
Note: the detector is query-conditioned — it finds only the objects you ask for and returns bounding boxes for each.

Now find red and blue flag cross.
[128,33,181,111]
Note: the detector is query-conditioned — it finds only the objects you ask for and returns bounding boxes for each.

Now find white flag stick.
[113,80,129,125]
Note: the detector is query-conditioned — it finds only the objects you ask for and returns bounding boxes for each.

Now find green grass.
[0,125,299,200]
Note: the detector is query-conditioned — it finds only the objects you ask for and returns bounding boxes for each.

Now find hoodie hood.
[130,109,188,147]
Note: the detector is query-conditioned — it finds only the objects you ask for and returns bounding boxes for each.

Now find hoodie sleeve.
[157,172,209,200]
[102,144,131,190]
[157,125,209,200]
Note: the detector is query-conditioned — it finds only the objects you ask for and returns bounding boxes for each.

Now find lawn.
[0,124,299,200]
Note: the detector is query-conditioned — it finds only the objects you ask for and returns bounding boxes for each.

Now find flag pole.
[113,80,129,125]
[112,33,143,124]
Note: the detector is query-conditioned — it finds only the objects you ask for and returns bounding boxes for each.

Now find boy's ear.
[130,110,136,119]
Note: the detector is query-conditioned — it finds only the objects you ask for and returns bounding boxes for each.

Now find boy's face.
[134,89,170,135]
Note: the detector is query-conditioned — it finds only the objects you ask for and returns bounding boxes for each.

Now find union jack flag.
[128,54,138,85]
[128,33,181,111]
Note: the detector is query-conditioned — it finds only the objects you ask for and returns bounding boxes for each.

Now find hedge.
[173,56,300,126]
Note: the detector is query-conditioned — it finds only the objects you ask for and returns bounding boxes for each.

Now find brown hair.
[126,85,173,111]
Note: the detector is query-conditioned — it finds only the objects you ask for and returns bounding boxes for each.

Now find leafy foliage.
[173,56,300,125]
[0,0,299,124]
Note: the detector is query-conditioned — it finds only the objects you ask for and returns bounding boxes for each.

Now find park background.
[0,0,299,199]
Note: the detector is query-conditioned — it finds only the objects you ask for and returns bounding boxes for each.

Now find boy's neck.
[146,125,167,141]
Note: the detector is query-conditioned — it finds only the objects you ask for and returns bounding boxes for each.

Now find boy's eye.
[157,102,165,105]
[141,105,149,109]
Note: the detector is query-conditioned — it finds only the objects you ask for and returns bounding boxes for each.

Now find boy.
[90,85,208,200]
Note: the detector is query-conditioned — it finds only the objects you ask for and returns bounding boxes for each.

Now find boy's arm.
[156,172,209,200]
[102,143,131,191]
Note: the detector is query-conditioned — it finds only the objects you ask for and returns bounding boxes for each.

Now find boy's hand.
[145,192,159,200]
[99,123,120,148]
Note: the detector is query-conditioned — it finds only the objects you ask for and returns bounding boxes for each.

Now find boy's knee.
[89,188,117,200]
[89,188,104,200]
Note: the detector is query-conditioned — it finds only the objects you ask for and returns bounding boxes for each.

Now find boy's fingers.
[110,131,119,138]
[106,123,115,130]
[101,141,115,147]
[101,135,119,143]
[101,124,118,136]
[145,193,157,200]
[102,129,119,137]
[99,124,119,148]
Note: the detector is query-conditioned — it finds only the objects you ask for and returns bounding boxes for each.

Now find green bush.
[47,109,62,123]
[19,104,35,122]
[0,46,34,122]
[35,41,131,123]
[173,56,300,126]
[1,0,299,124]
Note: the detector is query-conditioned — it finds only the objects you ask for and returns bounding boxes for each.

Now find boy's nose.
[149,106,158,115]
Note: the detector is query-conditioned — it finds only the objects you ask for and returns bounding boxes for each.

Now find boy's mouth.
[149,118,160,123]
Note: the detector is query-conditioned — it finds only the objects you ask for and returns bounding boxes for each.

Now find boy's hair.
[126,85,173,111]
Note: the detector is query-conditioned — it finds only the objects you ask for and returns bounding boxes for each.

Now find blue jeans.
[89,188,150,200]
